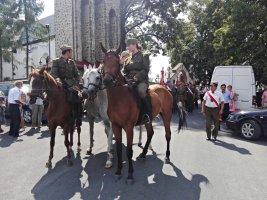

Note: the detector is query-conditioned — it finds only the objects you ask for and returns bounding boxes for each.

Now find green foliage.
[120,0,186,54]
[170,0,267,84]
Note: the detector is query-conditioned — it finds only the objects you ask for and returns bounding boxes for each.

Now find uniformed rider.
[50,45,82,126]
[123,39,152,123]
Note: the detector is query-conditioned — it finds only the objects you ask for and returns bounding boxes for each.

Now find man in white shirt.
[202,82,224,141]
[8,81,24,137]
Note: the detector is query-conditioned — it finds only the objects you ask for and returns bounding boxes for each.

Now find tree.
[20,0,44,77]
[0,0,23,81]
[120,0,186,53]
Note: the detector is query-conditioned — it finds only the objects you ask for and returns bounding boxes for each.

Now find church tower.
[54,0,120,62]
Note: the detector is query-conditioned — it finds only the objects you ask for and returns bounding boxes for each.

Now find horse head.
[100,43,121,87]
[82,65,102,99]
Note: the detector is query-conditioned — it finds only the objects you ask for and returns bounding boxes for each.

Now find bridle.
[102,50,121,87]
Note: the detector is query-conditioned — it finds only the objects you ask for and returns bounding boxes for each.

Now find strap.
[207,92,220,108]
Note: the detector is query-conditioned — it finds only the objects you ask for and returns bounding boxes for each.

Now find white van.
[211,66,256,110]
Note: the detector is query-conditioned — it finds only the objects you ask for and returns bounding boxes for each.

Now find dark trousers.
[205,107,219,139]
[222,103,230,120]
[9,104,21,137]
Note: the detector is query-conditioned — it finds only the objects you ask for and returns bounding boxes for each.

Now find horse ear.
[100,43,107,53]
[88,64,93,71]
[115,44,122,55]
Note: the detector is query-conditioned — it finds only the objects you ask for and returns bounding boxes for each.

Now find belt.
[206,106,219,109]
[9,103,19,106]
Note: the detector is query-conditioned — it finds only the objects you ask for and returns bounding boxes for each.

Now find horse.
[29,68,81,168]
[100,44,173,184]
[82,65,113,169]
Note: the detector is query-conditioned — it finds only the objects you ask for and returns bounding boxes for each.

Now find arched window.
[109,9,117,49]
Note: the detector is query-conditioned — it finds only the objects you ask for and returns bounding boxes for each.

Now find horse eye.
[96,76,100,80]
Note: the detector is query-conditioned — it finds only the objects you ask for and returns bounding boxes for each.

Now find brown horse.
[100,44,173,184]
[29,68,81,168]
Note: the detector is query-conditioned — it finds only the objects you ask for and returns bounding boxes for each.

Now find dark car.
[226,110,267,140]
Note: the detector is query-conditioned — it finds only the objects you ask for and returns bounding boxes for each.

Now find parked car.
[226,110,267,140]
[211,65,256,110]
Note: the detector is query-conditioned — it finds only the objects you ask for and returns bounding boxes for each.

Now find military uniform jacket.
[51,57,80,87]
[123,51,150,84]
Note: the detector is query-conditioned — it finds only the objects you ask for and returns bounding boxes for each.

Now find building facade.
[55,0,121,62]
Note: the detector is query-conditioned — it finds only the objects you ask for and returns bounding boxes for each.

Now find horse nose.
[103,76,112,86]
[82,90,88,99]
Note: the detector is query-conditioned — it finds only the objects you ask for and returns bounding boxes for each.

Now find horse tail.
[177,101,187,133]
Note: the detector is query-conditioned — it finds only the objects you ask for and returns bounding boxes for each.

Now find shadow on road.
[0,132,23,148]
[31,152,83,200]
[80,150,209,200]
[212,139,252,155]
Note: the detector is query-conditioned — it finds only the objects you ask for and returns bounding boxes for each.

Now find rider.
[50,45,82,126]
[123,38,152,123]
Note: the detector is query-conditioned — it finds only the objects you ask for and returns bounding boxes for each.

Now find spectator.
[200,84,209,104]
[262,86,267,108]
[20,91,27,131]
[221,84,231,120]
[8,81,24,137]
[31,94,44,129]
[202,82,224,141]
[228,85,237,112]
[0,90,6,132]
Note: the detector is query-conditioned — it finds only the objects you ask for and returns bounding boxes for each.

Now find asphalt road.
[0,110,266,200]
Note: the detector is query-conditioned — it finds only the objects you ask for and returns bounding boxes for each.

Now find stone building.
[54,0,121,63]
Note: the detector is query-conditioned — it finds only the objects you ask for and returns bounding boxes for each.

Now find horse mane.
[43,71,58,86]
[30,68,57,87]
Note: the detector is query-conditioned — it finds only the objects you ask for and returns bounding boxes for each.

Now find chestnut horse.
[29,69,81,168]
[101,44,173,183]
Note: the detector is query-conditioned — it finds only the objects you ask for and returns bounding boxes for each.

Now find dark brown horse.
[100,44,173,184]
[29,69,81,168]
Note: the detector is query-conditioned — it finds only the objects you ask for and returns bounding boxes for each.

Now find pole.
[23,0,29,78]
[12,52,14,80]
[48,32,51,59]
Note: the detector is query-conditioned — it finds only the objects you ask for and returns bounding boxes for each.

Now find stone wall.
[55,0,120,62]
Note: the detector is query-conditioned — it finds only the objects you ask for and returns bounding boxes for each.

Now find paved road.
[0,110,266,200]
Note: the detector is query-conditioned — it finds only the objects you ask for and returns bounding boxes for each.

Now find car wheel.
[23,109,32,124]
[240,120,262,140]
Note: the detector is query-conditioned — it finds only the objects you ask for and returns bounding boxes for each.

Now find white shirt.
[35,97,43,105]
[8,87,21,104]
[203,91,224,108]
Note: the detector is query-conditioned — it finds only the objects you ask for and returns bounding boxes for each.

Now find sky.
[40,0,170,79]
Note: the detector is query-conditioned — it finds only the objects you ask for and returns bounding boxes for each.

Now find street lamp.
[45,24,51,61]
[11,48,17,80]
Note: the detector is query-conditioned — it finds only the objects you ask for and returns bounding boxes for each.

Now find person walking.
[202,82,224,141]
[221,84,231,120]
[31,94,44,129]
[8,81,24,137]
[0,90,6,133]
[262,86,267,108]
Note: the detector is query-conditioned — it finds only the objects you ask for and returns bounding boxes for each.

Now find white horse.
[82,65,113,168]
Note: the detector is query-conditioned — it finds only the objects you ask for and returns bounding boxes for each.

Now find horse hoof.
[126,178,134,185]
[105,162,113,169]
[67,160,73,166]
[164,157,170,164]
[115,174,122,182]
[45,162,52,168]
[138,143,142,147]
[77,147,81,153]
[148,145,153,150]
[137,154,146,161]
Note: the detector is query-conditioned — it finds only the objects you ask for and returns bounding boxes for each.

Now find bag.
[207,92,222,121]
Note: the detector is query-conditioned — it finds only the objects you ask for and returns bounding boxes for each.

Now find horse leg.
[77,125,81,152]
[113,125,122,180]
[162,113,172,164]
[46,125,56,168]
[64,126,72,166]
[104,120,113,169]
[86,117,94,155]
[138,125,142,147]
[124,126,134,184]
[69,126,74,152]
[137,123,154,160]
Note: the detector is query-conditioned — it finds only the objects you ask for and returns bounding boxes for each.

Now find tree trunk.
[120,0,127,50]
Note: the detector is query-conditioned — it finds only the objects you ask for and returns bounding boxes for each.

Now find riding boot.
[142,95,152,124]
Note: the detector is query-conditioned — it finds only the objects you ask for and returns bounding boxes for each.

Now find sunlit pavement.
[0,110,266,200]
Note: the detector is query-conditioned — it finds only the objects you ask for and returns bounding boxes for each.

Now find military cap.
[210,82,218,87]
[126,38,139,46]
[121,51,130,57]
[60,45,72,52]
